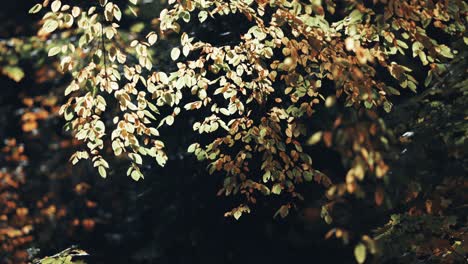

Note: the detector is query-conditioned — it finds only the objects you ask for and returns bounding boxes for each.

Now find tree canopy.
[0,0,466,263]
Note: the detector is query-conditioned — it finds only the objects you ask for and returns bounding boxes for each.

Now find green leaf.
[48,46,61,57]
[348,9,363,23]
[354,243,367,264]
[198,11,208,22]
[113,5,122,21]
[424,71,433,87]
[407,81,417,92]
[396,39,408,49]
[29,4,42,14]
[40,257,55,264]
[180,11,190,23]
[383,101,392,113]
[98,166,107,178]
[438,45,454,58]
[307,132,322,145]
[187,143,198,153]
[303,171,313,182]
[166,115,174,126]
[272,184,282,195]
[43,20,59,33]
[262,171,271,183]
[2,66,25,82]
[385,86,400,95]
[131,169,142,181]
[364,101,373,109]
[259,185,270,195]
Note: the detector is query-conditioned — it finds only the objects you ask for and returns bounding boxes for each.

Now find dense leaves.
[32,0,466,219]
[0,0,465,263]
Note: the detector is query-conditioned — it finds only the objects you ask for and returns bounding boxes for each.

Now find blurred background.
[0,1,466,264]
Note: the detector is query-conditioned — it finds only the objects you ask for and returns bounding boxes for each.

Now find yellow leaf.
[307,132,322,145]
[354,243,366,264]
[233,210,242,220]
[98,166,107,178]
[171,48,180,61]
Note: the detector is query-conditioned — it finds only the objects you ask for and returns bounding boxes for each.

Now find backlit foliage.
[34,246,88,264]
[30,0,466,227]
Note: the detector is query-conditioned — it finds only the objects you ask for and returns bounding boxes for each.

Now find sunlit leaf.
[171,48,180,61]
[29,4,42,14]
[354,243,366,264]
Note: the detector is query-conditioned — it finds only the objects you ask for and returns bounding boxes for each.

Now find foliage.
[33,246,88,264]
[0,139,34,262]
[0,0,465,263]
[374,49,467,263]
[30,0,466,219]
[375,213,465,263]
[24,0,467,262]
